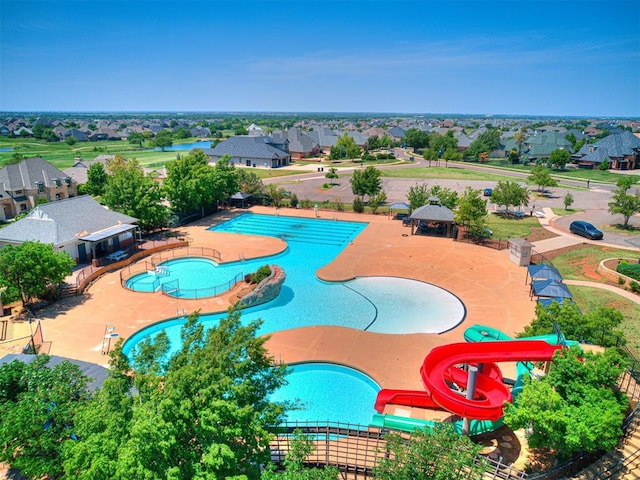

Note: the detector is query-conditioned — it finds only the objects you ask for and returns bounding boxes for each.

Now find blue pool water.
[122,213,466,424]
[151,140,211,151]
[126,257,224,295]
[270,363,380,425]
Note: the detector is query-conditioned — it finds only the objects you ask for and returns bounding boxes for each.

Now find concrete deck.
[24,206,538,393]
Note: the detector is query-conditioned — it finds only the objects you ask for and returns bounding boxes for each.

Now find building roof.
[0,353,109,391]
[204,135,290,160]
[0,195,138,246]
[286,127,319,154]
[576,130,640,163]
[409,204,455,222]
[0,157,72,191]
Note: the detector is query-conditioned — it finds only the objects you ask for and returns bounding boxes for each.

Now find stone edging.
[596,257,639,289]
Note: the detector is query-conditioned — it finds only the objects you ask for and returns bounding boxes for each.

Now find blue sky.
[1,0,639,117]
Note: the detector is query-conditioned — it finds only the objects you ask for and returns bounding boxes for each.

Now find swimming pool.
[271,362,380,425]
[126,257,222,294]
[123,213,466,355]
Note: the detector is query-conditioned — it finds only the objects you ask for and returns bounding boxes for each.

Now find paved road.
[264,157,640,251]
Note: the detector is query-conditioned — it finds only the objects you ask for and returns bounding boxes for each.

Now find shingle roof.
[204,135,289,160]
[0,195,137,246]
[579,131,640,163]
[410,204,455,222]
[287,128,319,153]
[0,157,71,191]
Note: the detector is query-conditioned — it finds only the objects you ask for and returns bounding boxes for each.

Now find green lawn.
[485,213,541,239]
[550,245,639,281]
[551,207,582,216]
[569,286,640,358]
[380,166,517,182]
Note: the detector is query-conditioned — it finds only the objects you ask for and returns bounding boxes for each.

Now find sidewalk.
[563,280,640,305]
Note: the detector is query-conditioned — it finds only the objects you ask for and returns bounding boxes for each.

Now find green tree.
[373,423,486,479]
[454,187,488,238]
[518,302,624,347]
[84,162,109,196]
[261,430,339,480]
[325,167,338,185]
[365,135,380,151]
[513,128,527,157]
[211,155,240,205]
[164,149,218,215]
[368,190,387,214]
[152,129,174,151]
[549,148,571,169]
[3,152,25,165]
[528,165,558,192]
[464,129,501,160]
[127,132,145,147]
[268,184,287,207]
[563,192,574,210]
[102,156,168,231]
[608,177,640,228]
[0,356,91,479]
[402,128,429,149]
[422,147,439,166]
[428,185,458,210]
[491,181,529,214]
[0,241,75,305]
[237,168,265,196]
[65,135,77,145]
[406,182,429,210]
[504,347,627,460]
[350,165,381,202]
[329,134,360,160]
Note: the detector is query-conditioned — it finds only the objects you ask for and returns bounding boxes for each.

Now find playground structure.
[372,324,576,434]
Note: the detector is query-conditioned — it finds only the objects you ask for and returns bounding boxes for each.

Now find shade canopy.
[532,279,573,298]
[537,297,572,308]
[527,264,563,282]
[389,202,410,210]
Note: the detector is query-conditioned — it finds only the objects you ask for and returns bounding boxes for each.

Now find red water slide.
[420,340,562,421]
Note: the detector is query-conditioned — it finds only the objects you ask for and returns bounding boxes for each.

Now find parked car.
[569,221,603,240]
[483,188,493,197]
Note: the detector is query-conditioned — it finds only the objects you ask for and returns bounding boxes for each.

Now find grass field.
[380,166,518,182]
[570,286,640,358]
[485,213,543,239]
[549,245,639,281]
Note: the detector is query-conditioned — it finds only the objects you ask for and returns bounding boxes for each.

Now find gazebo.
[530,279,573,301]
[526,264,563,284]
[407,198,455,237]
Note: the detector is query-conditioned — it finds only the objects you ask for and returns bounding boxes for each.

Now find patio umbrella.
[389,202,410,211]
[531,279,573,299]
[527,264,563,283]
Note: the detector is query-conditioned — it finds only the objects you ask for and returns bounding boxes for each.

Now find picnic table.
[106,250,128,261]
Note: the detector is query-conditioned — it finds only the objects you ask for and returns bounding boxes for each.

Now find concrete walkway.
[564,279,640,305]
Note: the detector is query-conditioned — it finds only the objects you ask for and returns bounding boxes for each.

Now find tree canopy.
[373,423,486,479]
[329,134,360,160]
[454,187,488,238]
[0,241,75,305]
[608,177,640,228]
[548,148,571,169]
[504,347,627,460]
[102,156,168,231]
[464,129,501,160]
[152,129,174,151]
[58,308,290,479]
[83,162,108,196]
[406,182,430,210]
[519,301,625,347]
[403,128,429,149]
[528,165,558,192]
[350,165,382,201]
[164,149,219,215]
[491,181,529,214]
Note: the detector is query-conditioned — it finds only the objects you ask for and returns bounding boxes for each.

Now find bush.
[352,197,365,213]
[617,262,640,281]
[630,281,640,294]
[290,193,298,208]
[300,199,313,209]
[249,265,271,284]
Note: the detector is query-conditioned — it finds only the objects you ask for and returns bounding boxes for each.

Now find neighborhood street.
[263,156,640,251]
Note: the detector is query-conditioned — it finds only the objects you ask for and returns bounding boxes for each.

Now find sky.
[1,0,639,117]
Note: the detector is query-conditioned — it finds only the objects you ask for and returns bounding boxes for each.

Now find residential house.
[573,130,640,170]
[0,157,78,220]
[203,135,291,168]
[273,128,320,160]
[523,131,573,161]
[63,155,113,185]
[386,127,406,143]
[0,195,138,264]
[307,128,339,154]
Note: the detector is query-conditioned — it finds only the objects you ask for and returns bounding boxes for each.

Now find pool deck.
[30,206,536,393]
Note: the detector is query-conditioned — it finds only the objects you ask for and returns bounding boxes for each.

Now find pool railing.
[159,272,245,299]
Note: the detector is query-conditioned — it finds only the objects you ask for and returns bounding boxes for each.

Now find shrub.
[249,265,271,284]
[617,262,640,281]
[352,197,365,213]
[300,199,312,209]
[322,183,330,189]
[630,281,640,294]
[290,193,298,208]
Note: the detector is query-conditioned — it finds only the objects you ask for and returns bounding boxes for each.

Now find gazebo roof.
[409,204,454,222]
[527,264,563,282]
[532,279,573,298]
